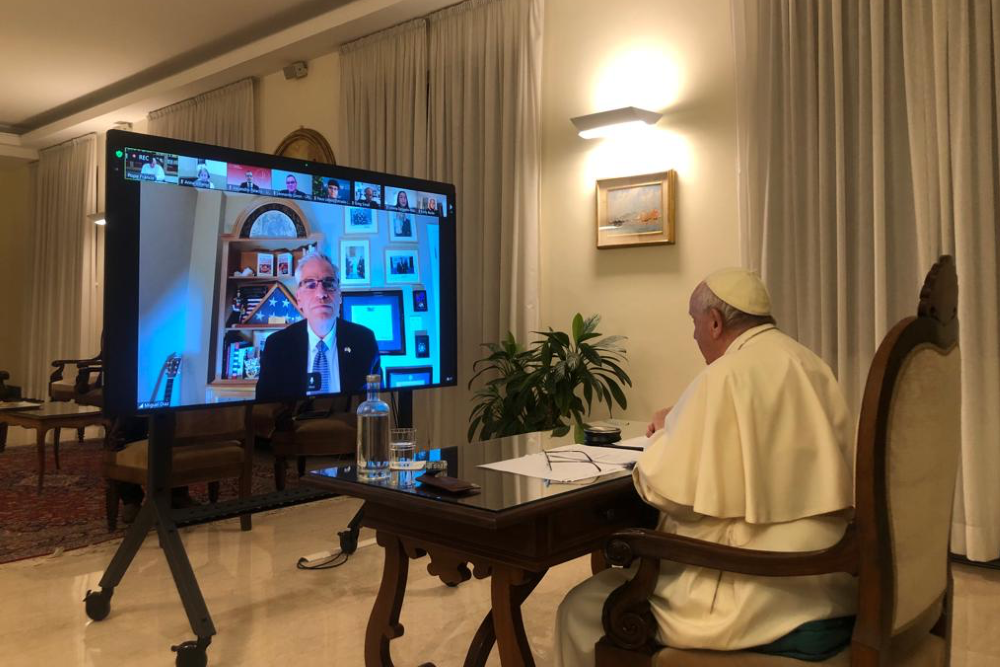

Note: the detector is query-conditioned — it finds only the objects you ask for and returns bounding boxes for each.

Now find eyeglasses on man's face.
[299,278,340,292]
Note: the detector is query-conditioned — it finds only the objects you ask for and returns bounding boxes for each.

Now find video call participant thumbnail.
[140,156,166,181]
[319,177,348,201]
[354,182,381,207]
[271,170,312,199]
[256,251,381,401]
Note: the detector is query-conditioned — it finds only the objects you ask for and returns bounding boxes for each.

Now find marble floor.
[0,495,998,666]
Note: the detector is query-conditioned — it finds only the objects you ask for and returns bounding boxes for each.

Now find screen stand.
[396,389,413,428]
[84,413,215,667]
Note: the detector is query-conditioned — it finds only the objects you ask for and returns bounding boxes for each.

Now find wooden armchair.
[254,395,357,490]
[104,405,254,531]
[0,370,22,451]
[49,347,104,444]
[49,351,104,407]
[597,256,961,667]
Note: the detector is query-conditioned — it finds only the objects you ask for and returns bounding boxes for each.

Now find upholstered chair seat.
[254,397,357,489]
[102,405,254,531]
[653,633,945,667]
[105,440,244,487]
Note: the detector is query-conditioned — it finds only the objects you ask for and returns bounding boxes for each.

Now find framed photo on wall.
[385,248,420,284]
[390,211,416,242]
[596,170,677,249]
[340,239,371,286]
[345,206,378,235]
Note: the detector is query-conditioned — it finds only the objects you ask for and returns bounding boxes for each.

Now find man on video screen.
[256,251,380,401]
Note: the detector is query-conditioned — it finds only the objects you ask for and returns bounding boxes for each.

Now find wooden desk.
[0,402,106,492]
[304,426,652,667]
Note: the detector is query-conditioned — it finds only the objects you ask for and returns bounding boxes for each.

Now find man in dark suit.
[256,252,380,401]
[280,174,307,197]
[239,170,261,192]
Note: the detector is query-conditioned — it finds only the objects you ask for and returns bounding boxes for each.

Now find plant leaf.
[572,313,584,344]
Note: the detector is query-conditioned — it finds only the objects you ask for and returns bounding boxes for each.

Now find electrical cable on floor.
[296,549,349,570]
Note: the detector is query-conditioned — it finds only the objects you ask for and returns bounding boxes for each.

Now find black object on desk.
[584,424,622,445]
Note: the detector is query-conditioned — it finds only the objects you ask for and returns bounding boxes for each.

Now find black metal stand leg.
[97,500,157,589]
[85,413,216,666]
[154,494,216,639]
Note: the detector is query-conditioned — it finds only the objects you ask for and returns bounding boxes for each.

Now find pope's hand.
[646,406,673,437]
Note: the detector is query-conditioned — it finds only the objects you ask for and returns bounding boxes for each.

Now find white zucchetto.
[704,267,772,316]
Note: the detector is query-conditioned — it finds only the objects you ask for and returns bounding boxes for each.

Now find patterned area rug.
[0,438,297,564]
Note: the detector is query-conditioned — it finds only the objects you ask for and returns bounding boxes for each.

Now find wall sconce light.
[571,106,663,140]
[87,212,106,226]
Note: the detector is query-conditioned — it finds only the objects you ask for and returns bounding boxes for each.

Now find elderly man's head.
[688,268,775,364]
[295,251,341,336]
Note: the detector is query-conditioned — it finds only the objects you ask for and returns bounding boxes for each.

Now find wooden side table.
[0,402,107,492]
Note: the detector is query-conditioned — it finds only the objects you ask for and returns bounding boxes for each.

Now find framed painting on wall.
[596,170,677,249]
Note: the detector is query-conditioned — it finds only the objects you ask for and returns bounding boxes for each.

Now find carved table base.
[365,531,548,667]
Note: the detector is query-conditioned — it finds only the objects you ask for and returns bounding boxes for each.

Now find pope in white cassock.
[555,268,857,666]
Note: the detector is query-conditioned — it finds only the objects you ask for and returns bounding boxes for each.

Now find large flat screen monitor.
[103,130,457,415]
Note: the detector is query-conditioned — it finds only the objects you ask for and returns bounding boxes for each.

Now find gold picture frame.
[596,170,676,249]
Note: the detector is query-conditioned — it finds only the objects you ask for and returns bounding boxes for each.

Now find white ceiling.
[2,0,457,154]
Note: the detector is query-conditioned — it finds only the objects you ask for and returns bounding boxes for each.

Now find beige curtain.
[424,0,543,446]
[339,20,428,177]
[732,0,1000,561]
[901,0,1000,563]
[147,78,256,149]
[24,134,99,399]
[339,0,543,447]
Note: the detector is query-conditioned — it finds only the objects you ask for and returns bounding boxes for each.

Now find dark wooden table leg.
[53,427,61,470]
[591,548,608,574]
[465,567,545,667]
[365,531,410,667]
[0,422,7,452]
[490,567,546,667]
[36,427,47,493]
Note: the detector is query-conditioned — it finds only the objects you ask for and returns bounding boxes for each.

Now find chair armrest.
[599,523,859,652]
[50,353,100,368]
[74,362,104,391]
[604,522,859,577]
[49,356,100,384]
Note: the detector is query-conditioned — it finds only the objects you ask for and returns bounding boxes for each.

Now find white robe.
[556,325,857,666]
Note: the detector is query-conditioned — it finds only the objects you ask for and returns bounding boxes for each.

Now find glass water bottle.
[356,373,390,481]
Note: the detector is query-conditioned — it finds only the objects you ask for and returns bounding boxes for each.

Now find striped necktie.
[314,340,331,393]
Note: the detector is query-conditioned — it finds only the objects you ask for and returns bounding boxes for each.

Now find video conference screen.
[104,131,457,414]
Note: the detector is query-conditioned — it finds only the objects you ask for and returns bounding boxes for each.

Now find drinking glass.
[389,428,420,488]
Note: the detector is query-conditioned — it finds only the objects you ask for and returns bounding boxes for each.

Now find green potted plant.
[468,313,632,441]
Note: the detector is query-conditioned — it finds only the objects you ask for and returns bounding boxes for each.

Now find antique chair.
[597,256,960,667]
[49,350,104,406]
[254,395,357,490]
[103,405,254,531]
[0,370,23,451]
[49,347,104,443]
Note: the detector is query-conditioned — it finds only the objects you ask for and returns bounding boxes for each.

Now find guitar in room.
[152,353,182,407]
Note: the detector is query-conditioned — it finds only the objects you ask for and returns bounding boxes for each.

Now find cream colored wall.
[257,51,341,160]
[0,163,33,387]
[540,0,740,421]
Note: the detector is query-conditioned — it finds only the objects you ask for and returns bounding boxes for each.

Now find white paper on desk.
[478,444,642,483]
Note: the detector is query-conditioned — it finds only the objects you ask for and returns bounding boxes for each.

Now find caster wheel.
[172,639,209,667]
[84,589,113,621]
